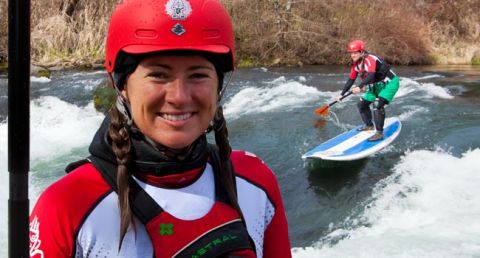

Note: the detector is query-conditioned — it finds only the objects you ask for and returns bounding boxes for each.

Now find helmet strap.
[206,70,234,133]
[218,71,234,102]
[110,72,134,125]
[205,105,224,134]
[115,93,133,126]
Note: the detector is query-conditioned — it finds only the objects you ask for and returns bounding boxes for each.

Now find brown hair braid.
[213,106,247,223]
[108,107,135,251]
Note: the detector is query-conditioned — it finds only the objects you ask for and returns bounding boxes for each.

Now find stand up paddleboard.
[302,117,401,161]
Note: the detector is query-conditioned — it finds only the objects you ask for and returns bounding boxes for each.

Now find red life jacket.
[87,145,256,257]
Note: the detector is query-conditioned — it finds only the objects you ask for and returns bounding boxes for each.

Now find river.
[1,65,479,257]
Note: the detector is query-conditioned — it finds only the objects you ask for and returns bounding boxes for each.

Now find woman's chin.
[152,133,198,150]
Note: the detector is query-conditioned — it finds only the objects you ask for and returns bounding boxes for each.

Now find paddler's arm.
[352,72,376,93]
[341,79,355,96]
[337,65,358,102]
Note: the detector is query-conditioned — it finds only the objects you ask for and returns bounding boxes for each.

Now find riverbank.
[1,0,480,69]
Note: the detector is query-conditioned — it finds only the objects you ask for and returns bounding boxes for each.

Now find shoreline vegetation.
[1,0,480,73]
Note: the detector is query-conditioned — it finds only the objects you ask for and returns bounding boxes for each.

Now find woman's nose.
[165,78,190,105]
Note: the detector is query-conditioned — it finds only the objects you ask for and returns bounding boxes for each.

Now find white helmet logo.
[165,0,192,21]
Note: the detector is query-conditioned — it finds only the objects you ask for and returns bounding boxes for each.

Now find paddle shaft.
[328,90,352,107]
[315,90,354,116]
[8,0,31,257]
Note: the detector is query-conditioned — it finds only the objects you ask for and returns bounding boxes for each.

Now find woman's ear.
[121,87,128,100]
[121,76,130,101]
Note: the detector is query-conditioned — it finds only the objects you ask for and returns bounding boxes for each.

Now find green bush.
[0,62,6,74]
[93,84,116,114]
[472,51,480,65]
[37,69,51,78]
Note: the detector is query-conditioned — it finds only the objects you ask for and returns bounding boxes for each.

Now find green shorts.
[363,75,399,103]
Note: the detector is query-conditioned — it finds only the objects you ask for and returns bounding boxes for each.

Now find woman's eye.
[190,72,210,79]
[147,72,168,80]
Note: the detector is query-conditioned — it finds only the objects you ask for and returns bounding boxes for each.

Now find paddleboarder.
[336,40,400,141]
[29,0,291,257]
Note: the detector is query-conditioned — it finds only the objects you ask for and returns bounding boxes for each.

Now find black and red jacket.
[29,117,291,257]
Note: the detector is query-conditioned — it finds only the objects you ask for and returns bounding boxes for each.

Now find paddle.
[314,91,353,116]
[8,0,31,256]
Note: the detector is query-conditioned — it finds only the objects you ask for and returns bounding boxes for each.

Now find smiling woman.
[28,0,292,257]
[123,55,219,150]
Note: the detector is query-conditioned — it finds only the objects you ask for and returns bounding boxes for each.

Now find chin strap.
[205,106,225,134]
[115,94,133,126]
[109,72,133,126]
[206,71,233,134]
[218,71,233,102]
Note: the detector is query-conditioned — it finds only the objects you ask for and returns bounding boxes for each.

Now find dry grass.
[30,0,116,68]
[421,0,480,64]
[0,0,8,63]
[0,0,479,67]
[225,0,435,66]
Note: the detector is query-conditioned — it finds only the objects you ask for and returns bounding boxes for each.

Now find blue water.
[1,65,480,257]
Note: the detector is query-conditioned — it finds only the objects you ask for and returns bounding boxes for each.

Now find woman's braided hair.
[212,106,247,223]
[108,107,134,251]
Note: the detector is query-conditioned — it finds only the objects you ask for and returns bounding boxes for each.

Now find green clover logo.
[159,223,174,236]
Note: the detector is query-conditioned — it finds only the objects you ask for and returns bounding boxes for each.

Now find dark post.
[8,0,31,257]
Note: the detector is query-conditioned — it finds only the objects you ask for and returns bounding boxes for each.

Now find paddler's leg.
[368,76,400,141]
[369,97,388,141]
[357,90,376,131]
[373,97,388,131]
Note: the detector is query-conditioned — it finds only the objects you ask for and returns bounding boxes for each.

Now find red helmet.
[347,40,365,52]
[105,0,235,73]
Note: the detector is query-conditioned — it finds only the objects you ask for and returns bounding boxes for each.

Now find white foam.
[292,149,480,258]
[223,81,325,120]
[68,70,106,78]
[223,76,452,121]
[269,76,287,85]
[29,96,105,161]
[0,97,105,159]
[397,77,453,99]
[419,82,454,99]
[397,105,429,121]
[0,96,105,255]
[30,76,51,83]
[412,74,444,81]
[0,142,7,252]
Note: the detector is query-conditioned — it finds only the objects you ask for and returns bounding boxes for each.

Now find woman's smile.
[158,112,194,122]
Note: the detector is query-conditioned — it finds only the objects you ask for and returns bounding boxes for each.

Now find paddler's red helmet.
[105,0,235,73]
[347,40,365,53]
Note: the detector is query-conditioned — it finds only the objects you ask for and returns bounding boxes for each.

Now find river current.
[1,65,479,257]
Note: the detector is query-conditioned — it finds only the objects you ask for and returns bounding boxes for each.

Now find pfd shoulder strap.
[368,52,393,82]
[88,155,164,224]
[66,156,163,224]
[206,145,258,253]
[65,159,89,173]
[207,144,238,204]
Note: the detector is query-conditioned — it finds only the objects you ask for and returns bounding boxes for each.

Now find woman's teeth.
[161,113,192,121]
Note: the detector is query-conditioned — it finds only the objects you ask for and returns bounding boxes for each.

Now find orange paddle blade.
[314,105,329,116]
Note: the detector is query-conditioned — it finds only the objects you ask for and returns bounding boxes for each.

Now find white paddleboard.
[302,117,402,161]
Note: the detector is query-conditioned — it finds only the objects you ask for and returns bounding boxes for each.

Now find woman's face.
[350,51,362,62]
[122,55,219,149]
